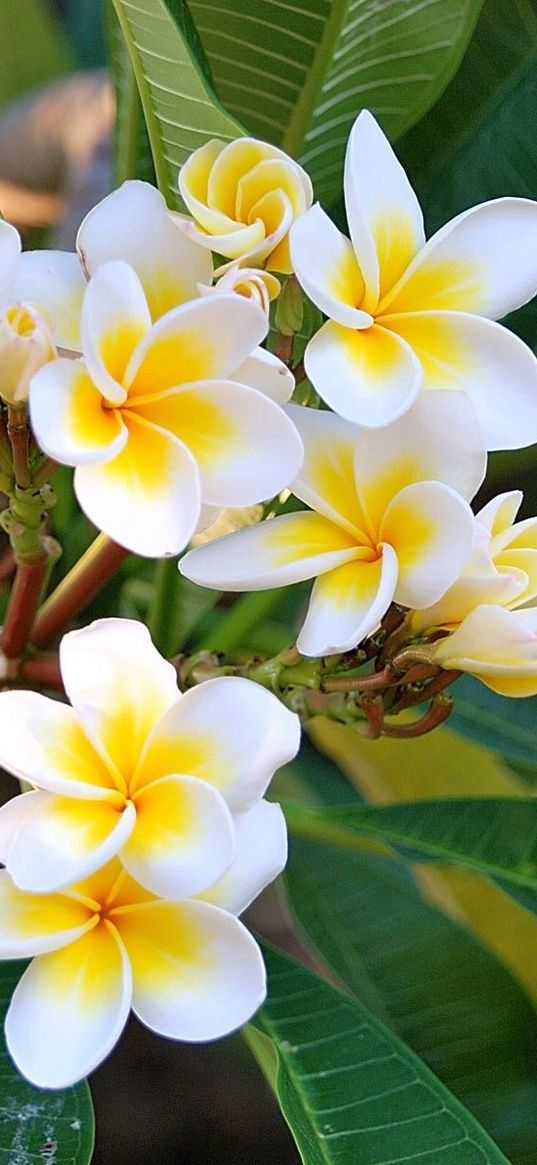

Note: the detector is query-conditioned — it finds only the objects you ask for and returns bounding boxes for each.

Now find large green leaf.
[106,0,155,184]
[253,943,511,1164]
[450,677,537,777]
[285,797,537,905]
[286,837,537,1164]
[189,0,485,202]
[0,962,94,1164]
[0,0,73,107]
[110,0,243,206]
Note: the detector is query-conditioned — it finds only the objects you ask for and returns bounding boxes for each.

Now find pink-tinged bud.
[0,303,56,404]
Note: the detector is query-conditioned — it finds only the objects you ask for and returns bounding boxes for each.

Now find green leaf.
[450,677,537,777]
[0,0,73,106]
[188,0,485,202]
[110,0,244,207]
[253,942,511,1164]
[0,962,94,1164]
[286,837,537,1163]
[105,0,155,184]
[286,797,537,906]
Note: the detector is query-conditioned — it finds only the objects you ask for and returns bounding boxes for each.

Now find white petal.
[6,923,132,1088]
[0,792,49,865]
[0,870,94,958]
[381,482,475,608]
[29,358,128,467]
[200,800,287,915]
[74,414,201,557]
[59,618,180,780]
[380,198,537,319]
[134,675,301,811]
[81,260,151,404]
[180,511,362,591]
[13,250,85,351]
[305,319,421,427]
[297,546,398,656]
[344,110,424,308]
[121,774,235,899]
[116,899,266,1040]
[132,379,303,507]
[477,491,523,536]
[290,205,372,327]
[231,346,295,403]
[286,403,370,537]
[77,180,213,320]
[382,311,537,450]
[6,797,136,894]
[0,221,22,308]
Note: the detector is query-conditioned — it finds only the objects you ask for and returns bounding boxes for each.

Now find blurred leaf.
[449,676,537,778]
[189,0,485,203]
[105,0,155,184]
[0,0,73,106]
[286,837,537,1163]
[253,942,511,1164]
[0,961,94,1164]
[110,0,243,207]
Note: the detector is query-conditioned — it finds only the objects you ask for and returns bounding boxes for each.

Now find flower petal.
[5,921,132,1088]
[410,569,528,636]
[29,358,127,467]
[297,546,398,656]
[81,260,151,404]
[77,180,213,320]
[354,390,486,534]
[124,294,267,398]
[286,404,371,538]
[382,310,537,450]
[178,215,267,261]
[0,869,94,958]
[115,898,265,1040]
[231,346,294,403]
[380,482,475,608]
[380,198,537,318]
[59,619,180,781]
[6,796,136,894]
[134,676,300,811]
[432,605,537,691]
[122,775,235,898]
[178,138,230,229]
[180,511,362,591]
[0,221,22,307]
[200,800,287,915]
[132,379,303,507]
[74,413,201,557]
[305,319,422,427]
[344,110,424,308]
[13,249,84,351]
[291,205,372,328]
[0,690,121,799]
[477,491,523,537]
[0,792,49,864]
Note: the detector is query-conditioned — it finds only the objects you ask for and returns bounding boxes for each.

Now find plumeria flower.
[199,263,281,316]
[29,261,303,556]
[0,618,299,897]
[411,491,537,634]
[432,605,537,697]
[15,181,294,404]
[0,838,283,1088]
[181,393,485,656]
[177,137,313,272]
[0,303,56,404]
[290,110,537,448]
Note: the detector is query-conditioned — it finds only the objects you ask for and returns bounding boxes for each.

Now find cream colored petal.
[81,260,151,404]
[29,358,127,467]
[297,547,398,657]
[14,249,85,351]
[380,482,475,609]
[0,869,94,958]
[291,204,371,328]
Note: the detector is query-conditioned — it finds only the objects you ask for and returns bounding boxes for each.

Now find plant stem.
[0,555,50,658]
[7,405,30,489]
[31,532,129,648]
[19,652,63,689]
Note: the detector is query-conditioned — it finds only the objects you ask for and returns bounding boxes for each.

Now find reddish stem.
[383,695,453,738]
[7,405,30,489]
[322,666,393,693]
[1,556,49,658]
[361,694,384,739]
[19,652,63,690]
[31,534,129,648]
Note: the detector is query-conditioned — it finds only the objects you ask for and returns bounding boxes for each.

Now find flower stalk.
[31,532,129,648]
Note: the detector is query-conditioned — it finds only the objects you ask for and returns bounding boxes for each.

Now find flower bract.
[0,618,298,896]
[290,110,537,448]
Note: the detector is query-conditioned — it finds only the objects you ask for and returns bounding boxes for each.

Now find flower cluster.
[2,104,537,1091]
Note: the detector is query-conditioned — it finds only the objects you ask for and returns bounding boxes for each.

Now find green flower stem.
[31,533,129,648]
[148,555,181,654]
[7,404,31,490]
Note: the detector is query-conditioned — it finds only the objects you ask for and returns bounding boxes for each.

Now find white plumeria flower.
[0,618,298,898]
[290,110,537,449]
[177,137,313,273]
[29,261,303,557]
[0,302,56,404]
[181,393,485,657]
[0,840,281,1088]
[432,604,537,697]
[411,490,537,634]
[199,263,280,317]
[15,180,294,405]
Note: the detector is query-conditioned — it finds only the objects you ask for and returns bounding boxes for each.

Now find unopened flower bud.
[199,264,280,316]
[0,303,56,404]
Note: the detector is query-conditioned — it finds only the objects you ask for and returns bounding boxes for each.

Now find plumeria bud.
[275,275,304,336]
[0,303,55,404]
[431,604,537,697]
[177,137,313,273]
[199,264,280,316]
